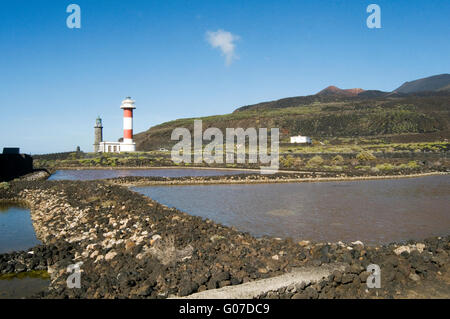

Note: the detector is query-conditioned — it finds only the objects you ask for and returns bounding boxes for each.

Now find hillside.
[134,91,450,151]
[394,74,450,94]
[132,74,450,151]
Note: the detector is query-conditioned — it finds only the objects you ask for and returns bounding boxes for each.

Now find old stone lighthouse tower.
[93,117,103,152]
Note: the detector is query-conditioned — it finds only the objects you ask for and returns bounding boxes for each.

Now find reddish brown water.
[134,175,450,244]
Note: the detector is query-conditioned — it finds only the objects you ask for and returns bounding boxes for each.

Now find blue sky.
[1,0,449,154]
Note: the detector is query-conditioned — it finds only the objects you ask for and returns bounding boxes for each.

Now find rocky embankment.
[107,171,448,187]
[0,179,449,298]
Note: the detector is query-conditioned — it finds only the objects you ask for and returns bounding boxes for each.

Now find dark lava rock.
[341,273,355,284]
[291,292,307,299]
[219,280,231,288]
[209,271,230,285]
[178,281,199,297]
[332,270,343,283]
[304,287,319,299]
[230,277,242,285]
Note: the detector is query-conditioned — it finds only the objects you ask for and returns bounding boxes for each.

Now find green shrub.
[0,182,10,190]
[376,163,395,171]
[407,161,420,169]
[282,155,295,168]
[323,165,343,171]
[307,155,324,167]
[356,151,376,162]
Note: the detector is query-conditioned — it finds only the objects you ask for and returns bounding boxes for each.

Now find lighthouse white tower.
[119,97,136,152]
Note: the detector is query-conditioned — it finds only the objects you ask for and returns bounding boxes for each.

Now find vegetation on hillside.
[133,92,449,151]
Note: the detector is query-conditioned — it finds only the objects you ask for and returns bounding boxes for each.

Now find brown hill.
[317,86,365,96]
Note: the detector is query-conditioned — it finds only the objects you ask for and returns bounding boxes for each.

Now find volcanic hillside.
[133,74,450,151]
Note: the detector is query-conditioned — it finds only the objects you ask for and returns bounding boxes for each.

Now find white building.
[290,135,312,144]
[98,141,122,153]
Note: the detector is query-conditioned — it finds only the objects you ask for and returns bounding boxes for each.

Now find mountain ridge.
[394,74,450,94]
[234,73,450,113]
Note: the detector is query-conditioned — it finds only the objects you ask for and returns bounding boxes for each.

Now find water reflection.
[133,175,450,244]
[0,203,41,254]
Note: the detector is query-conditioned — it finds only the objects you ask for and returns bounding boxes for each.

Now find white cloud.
[206,29,240,66]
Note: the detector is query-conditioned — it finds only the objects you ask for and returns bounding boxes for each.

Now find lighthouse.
[93,116,103,152]
[119,97,136,152]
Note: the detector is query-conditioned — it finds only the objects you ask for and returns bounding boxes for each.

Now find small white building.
[98,141,122,153]
[290,135,312,144]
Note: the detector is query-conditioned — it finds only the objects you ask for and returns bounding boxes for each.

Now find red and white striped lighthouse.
[119,97,136,152]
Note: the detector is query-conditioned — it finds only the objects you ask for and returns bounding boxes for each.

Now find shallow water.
[0,203,41,254]
[49,168,254,181]
[133,175,450,244]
